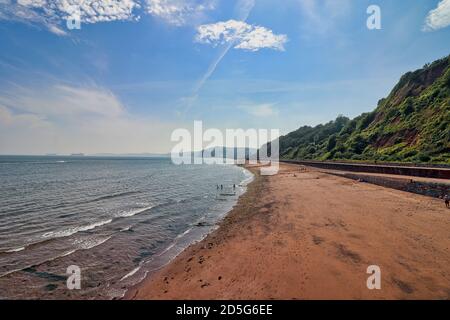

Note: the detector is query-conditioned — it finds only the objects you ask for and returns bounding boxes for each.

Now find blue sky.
[0,0,449,154]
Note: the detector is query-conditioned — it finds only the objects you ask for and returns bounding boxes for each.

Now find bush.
[416,153,431,162]
[327,135,337,151]
[401,99,415,116]
[350,135,368,154]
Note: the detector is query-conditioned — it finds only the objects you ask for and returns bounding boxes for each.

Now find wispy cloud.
[196,19,288,51]
[424,0,450,31]
[240,103,279,117]
[0,0,67,35]
[145,0,216,26]
[0,83,183,154]
[0,84,125,117]
[0,104,51,129]
[297,0,351,35]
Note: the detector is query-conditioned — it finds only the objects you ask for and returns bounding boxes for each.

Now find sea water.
[0,156,253,299]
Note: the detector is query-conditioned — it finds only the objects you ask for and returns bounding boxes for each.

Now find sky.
[0,0,449,155]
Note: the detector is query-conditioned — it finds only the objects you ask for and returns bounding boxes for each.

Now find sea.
[0,155,253,299]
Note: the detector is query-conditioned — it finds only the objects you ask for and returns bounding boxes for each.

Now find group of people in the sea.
[216,184,236,191]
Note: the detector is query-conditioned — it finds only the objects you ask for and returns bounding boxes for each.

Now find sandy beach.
[126,163,450,300]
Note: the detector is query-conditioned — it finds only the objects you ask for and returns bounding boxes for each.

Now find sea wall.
[328,172,449,199]
[281,160,450,180]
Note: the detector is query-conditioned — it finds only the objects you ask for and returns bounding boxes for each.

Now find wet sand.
[126,163,450,300]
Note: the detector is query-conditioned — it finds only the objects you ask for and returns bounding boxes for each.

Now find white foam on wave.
[5,246,26,253]
[240,168,254,186]
[74,236,113,250]
[154,227,193,259]
[0,248,79,278]
[120,225,132,232]
[115,205,154,218]
[120,266,141,281]
[41,219,113,239]
[61,249,77,257]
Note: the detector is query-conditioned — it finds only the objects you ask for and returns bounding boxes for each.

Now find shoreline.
[123,165,264,299]
[121,165,257,300]
[126,163,450,300]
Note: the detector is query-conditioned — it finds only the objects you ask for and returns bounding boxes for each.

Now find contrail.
[192,41,234,95]
[185,0,256,112]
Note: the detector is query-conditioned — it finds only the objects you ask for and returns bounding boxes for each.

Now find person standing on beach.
[445,194,450,208]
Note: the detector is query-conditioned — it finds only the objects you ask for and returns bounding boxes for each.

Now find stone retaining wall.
[329,172,449,199]
[282,160,450,180]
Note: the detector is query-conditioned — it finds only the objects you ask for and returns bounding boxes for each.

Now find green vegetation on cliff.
[280,55,450,164]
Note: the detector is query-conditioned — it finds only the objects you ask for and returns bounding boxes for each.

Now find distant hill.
[89,153,170,158]
[194,147,258,160]
[279,55,450,164]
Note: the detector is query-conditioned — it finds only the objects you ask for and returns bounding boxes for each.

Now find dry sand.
[126,163,450,300]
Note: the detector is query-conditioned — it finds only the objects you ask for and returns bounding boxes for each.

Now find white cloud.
[184,0,255,114]
[0,104,55,154]
[145,0,215,26]
[0,84,184,154]
[17,0,46,7]
[424,0,450,31]
[0,0,220,34]
[196,20,288,51]
[47,24,68,36]
[0,84,125,117]
[0,104,50,128]
[0,0,140,35]
[57,0,140,24]
[0,0,67,35]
